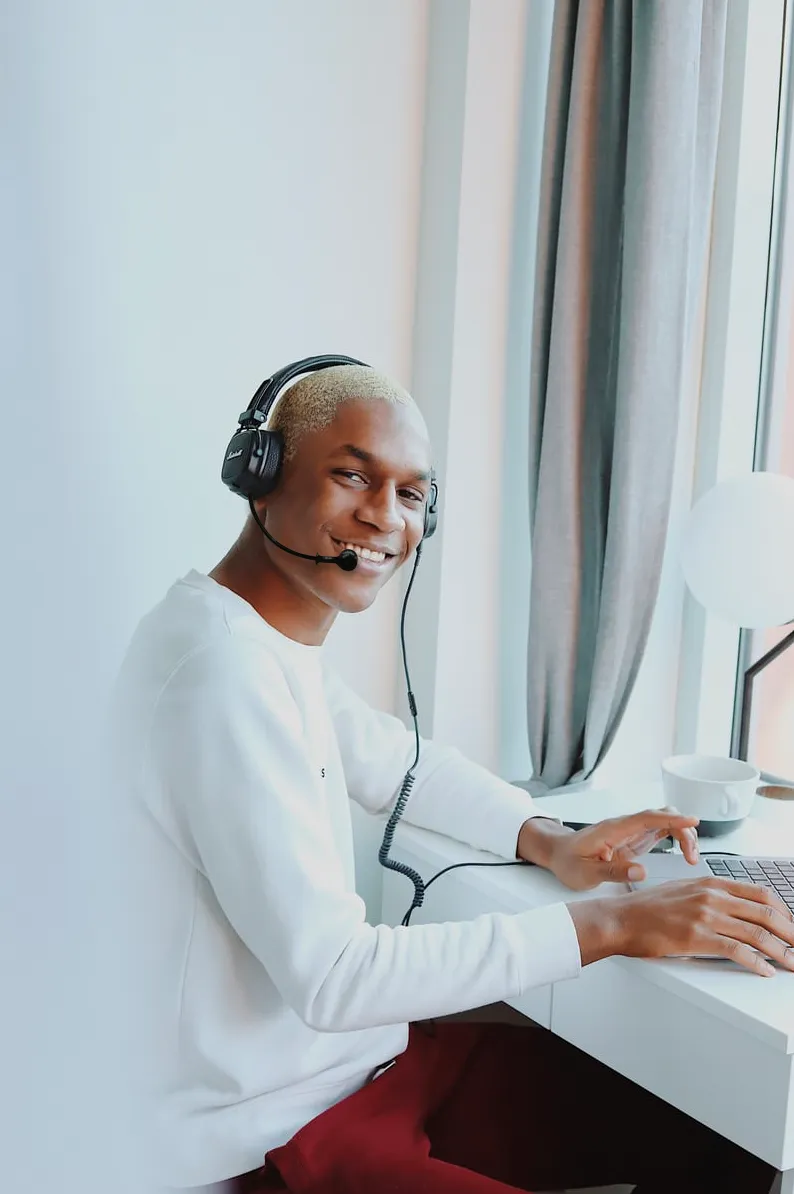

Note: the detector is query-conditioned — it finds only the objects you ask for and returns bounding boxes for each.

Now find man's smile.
[330,537,397,566]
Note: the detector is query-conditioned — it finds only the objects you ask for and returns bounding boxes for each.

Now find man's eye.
[334,470,366,484]
[400,490,425,503]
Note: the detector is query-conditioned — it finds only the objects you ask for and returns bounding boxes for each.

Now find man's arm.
[325,668,709,892]
[323,673,794,974]
[148,637,582,1033]
[325,665,559,862]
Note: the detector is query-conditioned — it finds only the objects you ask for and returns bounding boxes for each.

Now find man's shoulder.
[114,574,284,709]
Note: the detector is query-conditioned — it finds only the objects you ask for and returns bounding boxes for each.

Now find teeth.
[342,542,387,563]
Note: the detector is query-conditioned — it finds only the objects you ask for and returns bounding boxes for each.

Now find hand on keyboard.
[705,857,794,915]
[569,876,794,975]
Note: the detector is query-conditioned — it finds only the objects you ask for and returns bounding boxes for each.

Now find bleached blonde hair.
[268,364,419,461]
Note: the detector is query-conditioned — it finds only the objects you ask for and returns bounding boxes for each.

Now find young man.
[112,363,789,1193]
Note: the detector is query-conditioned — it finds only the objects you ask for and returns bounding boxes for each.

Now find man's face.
[257,398,433,616]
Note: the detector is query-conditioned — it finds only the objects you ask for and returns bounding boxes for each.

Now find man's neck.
[210,538,336,647]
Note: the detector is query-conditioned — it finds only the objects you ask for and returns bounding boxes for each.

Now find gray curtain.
[526,0,727,792]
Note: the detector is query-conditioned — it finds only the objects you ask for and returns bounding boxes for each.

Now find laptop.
[629,851,794,914]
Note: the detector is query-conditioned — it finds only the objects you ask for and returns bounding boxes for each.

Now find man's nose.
[359,486,405,533]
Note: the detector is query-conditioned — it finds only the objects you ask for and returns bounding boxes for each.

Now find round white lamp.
[681,471,794,761]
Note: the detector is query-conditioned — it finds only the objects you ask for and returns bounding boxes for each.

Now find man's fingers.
[717,878,794,922]
[727,897,794,946]
[622,829,666,856]
[628,809,700,832]
[602,856,647,884]
[707,937,778,977]
[711,910,794,971]
[601,809,700,843]
[673,825,700,864]
[698,879,794,969]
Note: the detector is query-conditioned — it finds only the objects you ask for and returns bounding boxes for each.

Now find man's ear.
[244,496,269,534]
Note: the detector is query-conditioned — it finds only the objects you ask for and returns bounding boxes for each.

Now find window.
[733,14,794,784]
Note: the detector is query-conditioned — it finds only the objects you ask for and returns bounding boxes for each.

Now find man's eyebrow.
[333,443,431,483]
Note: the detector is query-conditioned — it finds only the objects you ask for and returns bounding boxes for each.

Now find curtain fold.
[526,0,727,792]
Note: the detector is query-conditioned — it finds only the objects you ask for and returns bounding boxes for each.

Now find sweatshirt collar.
[180,570,324,658]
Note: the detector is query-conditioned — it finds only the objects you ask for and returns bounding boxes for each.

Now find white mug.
[661,754,759,833]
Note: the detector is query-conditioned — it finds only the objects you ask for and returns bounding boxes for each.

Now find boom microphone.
[248,500,358,571]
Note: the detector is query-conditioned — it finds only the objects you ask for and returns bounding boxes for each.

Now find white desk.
[380,783,794,1192]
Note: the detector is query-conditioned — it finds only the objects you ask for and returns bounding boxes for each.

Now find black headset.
[221,354,439,541]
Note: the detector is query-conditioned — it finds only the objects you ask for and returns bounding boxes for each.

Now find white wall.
[403,0,534,768]
[2,5,427,1189]
[5,0,428,907]
[25,0,427,678]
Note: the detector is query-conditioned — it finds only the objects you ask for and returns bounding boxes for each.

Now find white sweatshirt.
[110,571,581,1188]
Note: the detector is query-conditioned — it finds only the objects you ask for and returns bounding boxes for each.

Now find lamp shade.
[681,472,794,628]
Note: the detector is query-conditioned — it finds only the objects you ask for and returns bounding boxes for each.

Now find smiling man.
[112,362,786,1194]
[213,367,432,638]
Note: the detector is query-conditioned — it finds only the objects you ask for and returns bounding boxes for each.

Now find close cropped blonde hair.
[268,364,419,461]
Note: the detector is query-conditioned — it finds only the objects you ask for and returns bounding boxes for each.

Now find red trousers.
[234,1021,775,1194]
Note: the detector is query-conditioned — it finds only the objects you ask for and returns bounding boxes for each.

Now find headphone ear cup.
[423,480,439,540]
[221,428,284,499]
[247,430,283,498]
[224,357,370,502]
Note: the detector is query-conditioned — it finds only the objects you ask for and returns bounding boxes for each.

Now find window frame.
[730,0,794,783]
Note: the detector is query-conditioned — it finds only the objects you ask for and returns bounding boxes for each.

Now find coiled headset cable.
[377,545,532,927]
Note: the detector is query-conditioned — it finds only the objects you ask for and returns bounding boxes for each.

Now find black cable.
[377,546,425,914]
[377,544,538,927]
[401,860,532,926]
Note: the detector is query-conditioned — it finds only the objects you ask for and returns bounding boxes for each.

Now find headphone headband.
[239,354,370,430]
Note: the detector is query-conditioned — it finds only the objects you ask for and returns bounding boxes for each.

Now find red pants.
[235,1021,774,1193]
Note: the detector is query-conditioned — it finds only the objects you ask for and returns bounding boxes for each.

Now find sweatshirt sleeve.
[325,666,553,861]
[148,637,581,1034]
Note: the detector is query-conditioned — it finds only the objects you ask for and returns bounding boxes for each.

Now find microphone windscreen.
[336,550,358,572]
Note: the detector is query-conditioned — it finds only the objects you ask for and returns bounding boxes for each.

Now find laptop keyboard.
[705,857,794,913]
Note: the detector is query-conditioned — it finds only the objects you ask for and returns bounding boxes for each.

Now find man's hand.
[517,808,700,891]
[568,877,794,976]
